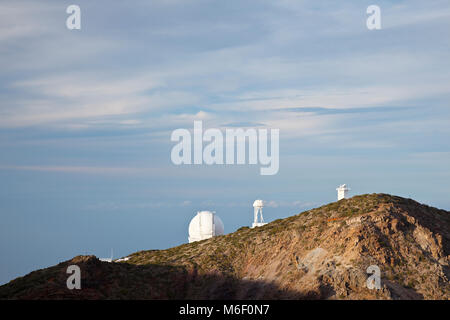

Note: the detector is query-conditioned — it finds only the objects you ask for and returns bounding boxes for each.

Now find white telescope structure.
[252,199,267,228]
[336,184,350,200]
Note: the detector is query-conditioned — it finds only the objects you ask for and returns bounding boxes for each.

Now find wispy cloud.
[278,106,410,115]
[0,165,145,175]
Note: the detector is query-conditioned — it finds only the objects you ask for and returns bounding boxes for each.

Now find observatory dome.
[188,211,224,243]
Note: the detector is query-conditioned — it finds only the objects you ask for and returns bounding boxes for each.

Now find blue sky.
[1,0,450,284]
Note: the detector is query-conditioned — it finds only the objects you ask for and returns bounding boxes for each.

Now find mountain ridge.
[1,193,449,299]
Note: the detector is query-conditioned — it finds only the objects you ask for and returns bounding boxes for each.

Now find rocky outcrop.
[1,194,449,299]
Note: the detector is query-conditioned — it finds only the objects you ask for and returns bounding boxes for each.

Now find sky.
[0,0,449,285]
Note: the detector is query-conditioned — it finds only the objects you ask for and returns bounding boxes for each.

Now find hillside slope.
[1,194,449,299]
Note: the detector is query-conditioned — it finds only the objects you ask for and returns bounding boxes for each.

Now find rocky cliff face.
[1,194,449,299]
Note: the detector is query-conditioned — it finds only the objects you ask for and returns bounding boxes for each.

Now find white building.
[336,184,350,200]
[100,249,113,263]
[188,211,224,243]
[115,257,130,262]
[252,199,267,228]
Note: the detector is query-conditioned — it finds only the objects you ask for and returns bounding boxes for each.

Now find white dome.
[188,211,224,243]
[253,199,264,208]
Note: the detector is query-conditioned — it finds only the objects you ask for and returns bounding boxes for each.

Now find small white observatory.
[336,184,350,200]
[252,199,267,228]
[188,211,224,243]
